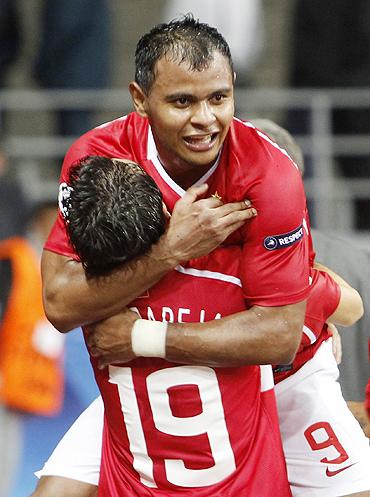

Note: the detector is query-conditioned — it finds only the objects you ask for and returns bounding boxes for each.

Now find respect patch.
[263,224,303,250]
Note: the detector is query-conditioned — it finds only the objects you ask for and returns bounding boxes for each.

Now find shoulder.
[61,113,149,179]
[226,118,303,202]
[71,112,148,151]
[225,119,306,232]
[229,117,300,169]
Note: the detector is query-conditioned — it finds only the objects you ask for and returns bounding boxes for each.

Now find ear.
[129,81,148,118]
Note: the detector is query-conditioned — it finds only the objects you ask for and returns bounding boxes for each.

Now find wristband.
[131,319,167,358]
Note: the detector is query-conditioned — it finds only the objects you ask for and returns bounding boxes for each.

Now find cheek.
[155,114,185,140]
[220,103,234,124]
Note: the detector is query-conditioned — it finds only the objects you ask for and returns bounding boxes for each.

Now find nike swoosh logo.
[326,463,355,477]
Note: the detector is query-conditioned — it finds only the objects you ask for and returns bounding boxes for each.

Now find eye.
[211,93,226,104]
[174,96,190,107]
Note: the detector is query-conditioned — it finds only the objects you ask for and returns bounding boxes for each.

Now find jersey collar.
[147,125,221,197]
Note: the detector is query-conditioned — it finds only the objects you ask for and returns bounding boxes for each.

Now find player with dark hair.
[38,154,291,496]
[38,14,370,497]
[134,16,234,95]
[65,156,166,277]
[33,150,369,497]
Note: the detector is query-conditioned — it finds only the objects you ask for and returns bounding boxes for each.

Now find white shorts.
[35,396,103,485]
[275,339,370,497]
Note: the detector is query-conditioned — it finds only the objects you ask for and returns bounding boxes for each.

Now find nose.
[190,101,216,127]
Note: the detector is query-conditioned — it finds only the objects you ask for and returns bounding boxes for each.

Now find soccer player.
[36,155,291,496]
[33,154,370,497]
[42,15,309,360]
[250,119,370,495]
[38,15,369,496]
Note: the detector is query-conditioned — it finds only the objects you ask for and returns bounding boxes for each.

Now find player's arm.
[42,185,256,332]
[87,299,306,369]
[160,301,305,367]
[30,476,97,497]
[314,261,364,326]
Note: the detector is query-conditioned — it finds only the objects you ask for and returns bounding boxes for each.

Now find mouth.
[183,132,218,151]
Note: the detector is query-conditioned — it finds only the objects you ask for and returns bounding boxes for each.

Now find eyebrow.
[165,87,232,102]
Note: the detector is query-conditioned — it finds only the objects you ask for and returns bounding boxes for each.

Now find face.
[130,51,234,186]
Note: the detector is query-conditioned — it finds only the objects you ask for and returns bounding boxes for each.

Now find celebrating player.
[36,155,291,496]
[33,152,370,497]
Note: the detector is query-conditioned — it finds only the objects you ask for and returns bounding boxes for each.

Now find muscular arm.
[41,245,177,333]
[166,301,305,366]
[87,300,306,368]
[42,185,256,332]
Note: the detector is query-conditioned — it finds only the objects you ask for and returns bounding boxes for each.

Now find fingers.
[179,184,256,217]
[216,202,257,221]
[179,183,209,206]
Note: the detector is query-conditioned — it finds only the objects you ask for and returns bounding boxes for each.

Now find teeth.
[187,135,213,144]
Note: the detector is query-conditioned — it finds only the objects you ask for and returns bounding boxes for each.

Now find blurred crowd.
[0,1,369,496]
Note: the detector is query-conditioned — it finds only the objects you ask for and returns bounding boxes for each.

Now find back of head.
[251,118,305,175]
[66,156,166,277]
[135,13,234,94]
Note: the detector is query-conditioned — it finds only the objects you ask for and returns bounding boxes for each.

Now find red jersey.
[46,112,311,308]
[91,247,291,497]
[274,269,340,383]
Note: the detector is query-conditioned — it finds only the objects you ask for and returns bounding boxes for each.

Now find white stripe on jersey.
[303,217,309,235]
[260,365,274,392]
[302,325,317,345]
[146,126,221,196]
[175,265,242,287]
[236,118,300,171]
[95,114,128,129]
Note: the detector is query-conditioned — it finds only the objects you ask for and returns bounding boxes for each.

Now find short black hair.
[135,13,234,94]
[66,156,166,277]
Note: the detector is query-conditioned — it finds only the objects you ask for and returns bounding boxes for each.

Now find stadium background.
[0,1,369,496]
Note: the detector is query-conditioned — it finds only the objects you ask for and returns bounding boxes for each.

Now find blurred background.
[0,1,369,496]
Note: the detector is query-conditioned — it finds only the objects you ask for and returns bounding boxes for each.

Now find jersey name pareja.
[45,112,311,310]
[90,247,291,497]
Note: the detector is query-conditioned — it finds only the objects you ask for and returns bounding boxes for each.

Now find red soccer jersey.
[274,268,341,383]
[46,112,311,308]
[90,247,291,497]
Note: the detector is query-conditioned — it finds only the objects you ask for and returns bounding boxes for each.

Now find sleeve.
[239,156,311,307]
[305,269,341,323]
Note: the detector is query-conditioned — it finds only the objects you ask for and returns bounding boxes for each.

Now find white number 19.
[109,365,236,488]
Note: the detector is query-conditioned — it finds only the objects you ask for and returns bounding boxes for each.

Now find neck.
[157,155,218,190]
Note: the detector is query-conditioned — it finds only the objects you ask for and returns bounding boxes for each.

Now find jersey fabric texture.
[273,268,340,384]
[43,111,312,496]
[276,340,370,497]
[275,268,370,496]
[89,247,291,496]
[45,112,311,308]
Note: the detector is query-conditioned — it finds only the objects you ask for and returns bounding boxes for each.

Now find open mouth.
[183,133,218,151]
